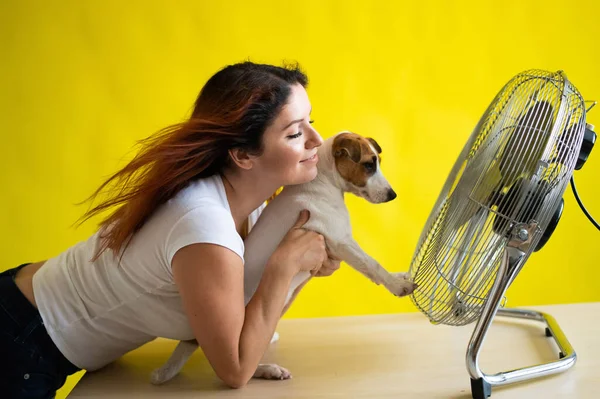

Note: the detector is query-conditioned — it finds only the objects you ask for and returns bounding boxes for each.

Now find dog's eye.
[363,162,376,172]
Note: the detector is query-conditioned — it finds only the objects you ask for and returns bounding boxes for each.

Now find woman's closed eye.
[286,120,314,140]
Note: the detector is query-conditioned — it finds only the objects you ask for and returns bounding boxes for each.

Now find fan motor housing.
[575,124,596,170]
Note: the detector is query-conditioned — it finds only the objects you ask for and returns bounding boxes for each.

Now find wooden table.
[68,303,599,398]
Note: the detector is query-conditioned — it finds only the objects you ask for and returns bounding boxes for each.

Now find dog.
[150,131,417,385]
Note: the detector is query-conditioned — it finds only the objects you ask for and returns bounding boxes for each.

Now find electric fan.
[408,69,597,399]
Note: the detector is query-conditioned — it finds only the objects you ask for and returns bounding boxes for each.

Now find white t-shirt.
[32,174,264,371]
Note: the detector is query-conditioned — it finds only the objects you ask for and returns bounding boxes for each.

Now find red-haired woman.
[1,61,341,398]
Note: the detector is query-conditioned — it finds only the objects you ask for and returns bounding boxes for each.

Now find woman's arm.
[172,243,294,388]
[172,209,327,388]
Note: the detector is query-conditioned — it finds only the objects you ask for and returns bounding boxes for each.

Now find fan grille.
[409,70,586,326]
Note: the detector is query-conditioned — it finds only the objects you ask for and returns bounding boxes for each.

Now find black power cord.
[570,175,600,230]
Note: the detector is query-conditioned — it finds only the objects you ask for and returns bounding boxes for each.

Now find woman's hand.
[268,210,328,276]
[314,251,342,277]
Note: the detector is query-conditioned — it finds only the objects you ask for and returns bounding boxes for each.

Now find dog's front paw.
[387,272,418,297]
[253,363,292,380]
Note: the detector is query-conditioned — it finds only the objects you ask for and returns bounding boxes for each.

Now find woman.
[0,61,341,398]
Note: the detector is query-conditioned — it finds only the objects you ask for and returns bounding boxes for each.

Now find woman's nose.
[307,128,323,148]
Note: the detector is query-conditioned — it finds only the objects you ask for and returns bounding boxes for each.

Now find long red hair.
[78,61,308,260]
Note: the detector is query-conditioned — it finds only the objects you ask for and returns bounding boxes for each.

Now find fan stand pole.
[465,223,577,399]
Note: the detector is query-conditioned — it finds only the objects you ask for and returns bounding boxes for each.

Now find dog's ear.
[367,138,382,154]
[333,137,362,163]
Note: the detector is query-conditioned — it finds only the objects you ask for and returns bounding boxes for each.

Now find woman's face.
[255,84,323,186]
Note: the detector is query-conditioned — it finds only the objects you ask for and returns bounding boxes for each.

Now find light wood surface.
[68,302,599,398]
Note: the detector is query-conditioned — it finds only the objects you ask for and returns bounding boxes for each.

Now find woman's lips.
[300,153,318,163]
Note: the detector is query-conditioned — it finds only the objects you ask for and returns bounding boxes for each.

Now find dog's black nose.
[386,189,397,202]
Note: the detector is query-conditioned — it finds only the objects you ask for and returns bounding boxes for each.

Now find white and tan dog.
[150,131,416,384]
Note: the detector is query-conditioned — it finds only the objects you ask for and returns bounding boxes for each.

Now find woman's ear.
[228,148,256,170]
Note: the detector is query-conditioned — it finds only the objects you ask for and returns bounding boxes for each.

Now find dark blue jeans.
[0,264,81,398]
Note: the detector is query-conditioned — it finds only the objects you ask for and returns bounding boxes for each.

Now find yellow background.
[1,1,598,397]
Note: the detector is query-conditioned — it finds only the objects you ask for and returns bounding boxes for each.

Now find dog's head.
[331,132,396,203]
